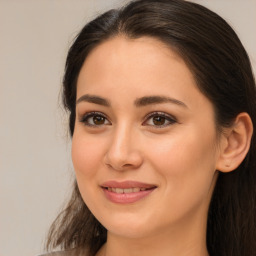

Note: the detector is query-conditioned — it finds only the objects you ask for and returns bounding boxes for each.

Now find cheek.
[71,132,103,177]
[147,129,217,205]
[149,130,216,170]
[71,132,105,210]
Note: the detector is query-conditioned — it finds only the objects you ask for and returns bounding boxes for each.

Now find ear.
[216,112,253,173]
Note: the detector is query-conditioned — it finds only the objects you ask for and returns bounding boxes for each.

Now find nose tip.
[104,151,143,171]
[103,130,143,171]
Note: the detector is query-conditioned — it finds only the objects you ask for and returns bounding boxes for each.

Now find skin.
[72,36,231,256]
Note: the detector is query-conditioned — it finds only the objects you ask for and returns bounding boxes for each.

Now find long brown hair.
[46,1,256,255]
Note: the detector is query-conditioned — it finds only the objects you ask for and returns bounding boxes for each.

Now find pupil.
[153,116,165,125]
[93,116,104,125]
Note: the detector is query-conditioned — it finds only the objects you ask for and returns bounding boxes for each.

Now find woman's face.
[72,36,221,239]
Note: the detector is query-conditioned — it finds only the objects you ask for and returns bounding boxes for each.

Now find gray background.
[0,1,255,256]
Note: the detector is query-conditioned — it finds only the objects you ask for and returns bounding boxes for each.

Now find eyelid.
[78,111,177,128]
[79,111,111,126]
[142,111,177,127]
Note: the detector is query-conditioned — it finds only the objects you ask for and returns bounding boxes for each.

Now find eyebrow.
[134,96,188,108]
[76,94,110,107]
[76,94,187,108]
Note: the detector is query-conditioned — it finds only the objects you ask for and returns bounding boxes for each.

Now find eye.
[143,112,177,128]
[79,112,111,127]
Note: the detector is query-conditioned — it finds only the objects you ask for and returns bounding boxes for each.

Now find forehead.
[78,36,193,90]
[76,36,212,113]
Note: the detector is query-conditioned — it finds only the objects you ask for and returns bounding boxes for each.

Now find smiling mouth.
[102,187,156,204]
[100,180,157,203]
[103,187,151,194]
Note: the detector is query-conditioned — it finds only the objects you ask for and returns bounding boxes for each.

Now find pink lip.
[101,180,156,189]
[100,180,157,204]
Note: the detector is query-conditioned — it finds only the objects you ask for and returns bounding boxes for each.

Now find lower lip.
[102,188,156,204]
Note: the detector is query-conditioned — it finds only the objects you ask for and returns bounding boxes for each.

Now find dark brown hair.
[46,0,256,255]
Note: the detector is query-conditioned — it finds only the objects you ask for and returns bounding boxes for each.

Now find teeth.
[133,187,140,192]
[124,188,133,193]
[116,188,123,194]
[107,187,149,193]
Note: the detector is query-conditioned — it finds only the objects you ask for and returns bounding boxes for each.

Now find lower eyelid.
[78,111,177,128]
[80,112,113,128]
[143,113,177,125]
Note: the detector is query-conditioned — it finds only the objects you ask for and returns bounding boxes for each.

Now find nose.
[104,124,143,171]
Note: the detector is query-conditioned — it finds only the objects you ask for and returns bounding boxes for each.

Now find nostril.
[103,141,143,171]
[105,163,131,172]
[123,163,133,167]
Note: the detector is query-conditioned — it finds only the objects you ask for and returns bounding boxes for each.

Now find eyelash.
[79,111,110,127]
[143,111,177,128]
[79,111,177,128]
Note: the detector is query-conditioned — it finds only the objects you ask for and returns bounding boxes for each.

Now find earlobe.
[216,112,253,173]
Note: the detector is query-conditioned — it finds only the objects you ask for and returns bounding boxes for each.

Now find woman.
[44,0,256,255]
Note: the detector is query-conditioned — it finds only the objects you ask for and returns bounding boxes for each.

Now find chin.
[108,225,152,239]
[97,213,155,239]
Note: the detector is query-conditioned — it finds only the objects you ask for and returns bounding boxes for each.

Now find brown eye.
[93,115,106,125]
[143,112,177,128]
[152,116,166,126]
[80,112,111,127]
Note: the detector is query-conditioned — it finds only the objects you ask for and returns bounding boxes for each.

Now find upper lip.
[101,180,157,189]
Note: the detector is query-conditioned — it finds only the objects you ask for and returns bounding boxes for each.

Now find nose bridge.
[112,122,130,153]
[104,121,142,170]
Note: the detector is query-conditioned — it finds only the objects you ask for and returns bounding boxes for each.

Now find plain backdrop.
[0,1,255,256]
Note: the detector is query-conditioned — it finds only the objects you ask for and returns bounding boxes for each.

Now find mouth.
[103,187,153,193]
[100,180,157,204]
